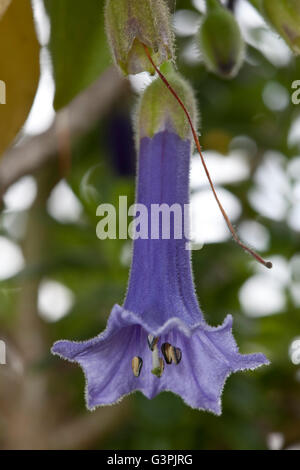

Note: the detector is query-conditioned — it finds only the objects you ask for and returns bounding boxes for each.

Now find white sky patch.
[290,283,300,307]
[248,29,291,68]
[23,0,53,135]
[120,241,132,268]
[3,176,37,212]
[285,443,300,451]
[229,135,258,157]
[47,180,83,224]
[288,157,300,179]
[295,369,300,383]
[129,72,154,94]
[249,152,291,221]
[23,0,54,135]
[192,0,226,11]
[253,256,291,288]
[291,254,300,281]
[38,279,75,322]
[288,204,300,232]
[191,188,241,244]
[192,0,206,13]
[236,0,266,30]
[32,0,50,47]
[239,274,286,317]
[190,150,250,189]
[181,39,201,65]
[255,152,290,193]
[173,9,200,37]
[293,181,300,199]
[0,237,25,280]
[288,115,300,149]
[1,212,28,241]
[248,152,300,232]
[267,433,284,451]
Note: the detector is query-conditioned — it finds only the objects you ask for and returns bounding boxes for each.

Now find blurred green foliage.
[44,0,111,109]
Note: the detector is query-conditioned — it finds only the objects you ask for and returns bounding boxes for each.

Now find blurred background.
[0,0,300,450]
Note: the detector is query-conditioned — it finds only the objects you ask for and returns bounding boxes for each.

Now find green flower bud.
[105,0,175,75]
[196,0,245,78]
[262,0,300,55]
[136,64,198,142]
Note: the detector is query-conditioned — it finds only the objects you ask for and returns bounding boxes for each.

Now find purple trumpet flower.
[52,72,269,414]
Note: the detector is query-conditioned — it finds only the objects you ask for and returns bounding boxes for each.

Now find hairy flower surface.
[52,128,269,414]
[105,0,174,75]
[262,0,300,55]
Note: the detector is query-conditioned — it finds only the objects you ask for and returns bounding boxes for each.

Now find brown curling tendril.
[142,43,272,269]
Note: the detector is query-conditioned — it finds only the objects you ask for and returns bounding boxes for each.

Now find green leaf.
[167,0,176,13]
[0,0,40,156]
[44,0,111,110]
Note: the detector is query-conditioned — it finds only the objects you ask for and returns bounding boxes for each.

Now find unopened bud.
[105,0,175,75]
[262,0,300,55]
[196,0,245,78]
[136,64,198,142]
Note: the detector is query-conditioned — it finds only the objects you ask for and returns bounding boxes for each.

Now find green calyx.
[197,2,245,78]
[262,0,300,55]
[136,64,198,143]
[105,0,175,75]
